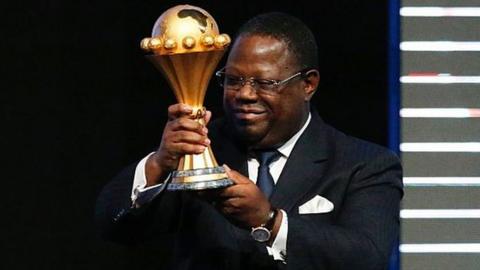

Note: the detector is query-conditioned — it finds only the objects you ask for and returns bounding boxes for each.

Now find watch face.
[251,227,271,242]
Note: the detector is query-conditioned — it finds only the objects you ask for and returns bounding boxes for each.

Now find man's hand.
[216,165,272,228]
[145,104,211,186]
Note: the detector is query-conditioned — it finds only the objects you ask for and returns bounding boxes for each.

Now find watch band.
[251,208,278,242]
[265,208,278,230]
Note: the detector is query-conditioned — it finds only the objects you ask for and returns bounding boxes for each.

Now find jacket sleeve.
[94,162,182,245]
[286,152,403,270]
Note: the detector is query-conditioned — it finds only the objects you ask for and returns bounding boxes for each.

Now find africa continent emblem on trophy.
[140,5,233,190]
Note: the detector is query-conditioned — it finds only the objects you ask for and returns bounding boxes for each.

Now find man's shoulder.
[318,123,403,192]
[321,121,400,165]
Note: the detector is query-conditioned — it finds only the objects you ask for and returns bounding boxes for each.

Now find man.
[95,12,403,270]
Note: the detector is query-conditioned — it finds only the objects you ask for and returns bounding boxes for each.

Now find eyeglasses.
[215,67,309,95]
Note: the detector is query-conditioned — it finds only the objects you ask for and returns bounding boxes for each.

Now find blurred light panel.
[400,244,480,253]
[401,209,480,219]
[404,177,480,186]
[401,41,480,51]
[401,7,480,17]
[400,108,480,118]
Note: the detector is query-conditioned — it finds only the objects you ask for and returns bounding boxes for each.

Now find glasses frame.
[215,67,312,95]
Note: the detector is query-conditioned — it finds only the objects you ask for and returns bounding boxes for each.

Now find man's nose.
[236,81,258,100]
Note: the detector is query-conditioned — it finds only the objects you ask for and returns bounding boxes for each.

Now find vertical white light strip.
[400,41,480,51]
[400,7,480,17]
[404,177,480,186]
[400,244,480,253]
[400,142,480,152]
[401,209,480,219]
[400,108,480,118]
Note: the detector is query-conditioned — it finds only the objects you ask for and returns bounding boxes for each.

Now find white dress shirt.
[131,113,311,262]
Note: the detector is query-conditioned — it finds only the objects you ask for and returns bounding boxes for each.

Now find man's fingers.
[223,164,251,185]
[204,110,212,125]
[168,104,193,120]
[170,130,210,146]
[170,118,208,136]
[218,184,245,199]
[220,205,240,215]
[220,197,242,209]
[170,142,207,155]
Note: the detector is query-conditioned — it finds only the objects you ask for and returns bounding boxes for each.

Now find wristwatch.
[251,209,278,242]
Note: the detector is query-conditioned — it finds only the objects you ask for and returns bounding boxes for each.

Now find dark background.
[3,0,389,269]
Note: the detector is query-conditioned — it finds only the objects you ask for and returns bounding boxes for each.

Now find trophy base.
[167,166,234,191]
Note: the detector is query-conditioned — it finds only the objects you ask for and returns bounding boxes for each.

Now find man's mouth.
[233,108,267,121]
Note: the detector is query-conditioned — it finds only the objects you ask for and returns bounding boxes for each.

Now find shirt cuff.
[131,152,169,208]
[267,209,288,262]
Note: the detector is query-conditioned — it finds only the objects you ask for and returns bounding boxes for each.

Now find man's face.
[222,35,312,149]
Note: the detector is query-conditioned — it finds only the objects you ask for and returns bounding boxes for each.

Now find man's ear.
[303,69,320,101]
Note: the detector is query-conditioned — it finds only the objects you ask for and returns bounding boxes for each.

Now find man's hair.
[236,12,319,70]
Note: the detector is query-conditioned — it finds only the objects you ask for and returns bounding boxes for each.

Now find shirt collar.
[277,112,311,158]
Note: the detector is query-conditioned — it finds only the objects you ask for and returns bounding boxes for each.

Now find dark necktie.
[256,150,281,199]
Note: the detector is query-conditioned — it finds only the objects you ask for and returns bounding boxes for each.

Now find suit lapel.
[270,113,330,212]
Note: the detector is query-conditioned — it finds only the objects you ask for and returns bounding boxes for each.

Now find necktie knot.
[256,150,281,167]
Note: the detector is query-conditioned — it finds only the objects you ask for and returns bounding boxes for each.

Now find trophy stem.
[167,109,234,190]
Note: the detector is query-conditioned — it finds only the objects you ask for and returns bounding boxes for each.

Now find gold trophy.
[140,5,233,190]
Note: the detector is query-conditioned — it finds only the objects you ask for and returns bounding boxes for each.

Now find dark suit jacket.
[95,112,403,270]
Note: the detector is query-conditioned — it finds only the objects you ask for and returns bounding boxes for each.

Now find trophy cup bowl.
[140,5,233,191]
